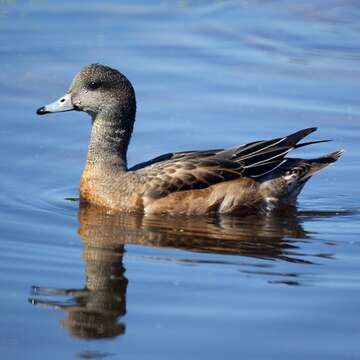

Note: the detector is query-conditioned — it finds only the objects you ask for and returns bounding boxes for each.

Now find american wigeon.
[37,64,343,215]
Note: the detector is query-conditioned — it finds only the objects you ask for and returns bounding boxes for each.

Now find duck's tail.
[259,150,344,210]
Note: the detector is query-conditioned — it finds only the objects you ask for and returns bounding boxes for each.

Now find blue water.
[0,1,360,359]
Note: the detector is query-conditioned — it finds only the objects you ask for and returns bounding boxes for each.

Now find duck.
[36,64,343,215]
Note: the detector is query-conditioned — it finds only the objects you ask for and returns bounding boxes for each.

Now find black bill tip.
[36,106,50,115]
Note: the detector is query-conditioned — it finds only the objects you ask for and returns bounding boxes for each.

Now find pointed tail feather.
[310,149,344,163]
[302,149,344,178]
[295,139,332,149]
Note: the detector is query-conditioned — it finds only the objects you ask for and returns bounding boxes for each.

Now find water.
[1,1,360,359]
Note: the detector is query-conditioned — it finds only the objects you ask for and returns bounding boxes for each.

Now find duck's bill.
[36,93,74,115]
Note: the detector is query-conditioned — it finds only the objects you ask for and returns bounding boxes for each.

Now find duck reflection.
[30,203,341,340]
[77,203,312,262]
[31,243,127,339]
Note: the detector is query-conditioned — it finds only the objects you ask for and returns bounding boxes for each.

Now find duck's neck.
[86,110,135,172]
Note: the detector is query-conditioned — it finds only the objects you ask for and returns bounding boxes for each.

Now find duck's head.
[36,64,136,121]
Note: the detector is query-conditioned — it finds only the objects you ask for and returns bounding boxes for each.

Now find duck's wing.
[140,158,245,198]
[133,128,329,198]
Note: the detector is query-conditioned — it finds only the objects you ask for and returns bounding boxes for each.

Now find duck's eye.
[88,81,100,90]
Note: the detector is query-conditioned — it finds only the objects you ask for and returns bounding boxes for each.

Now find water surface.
[0,1,359,359]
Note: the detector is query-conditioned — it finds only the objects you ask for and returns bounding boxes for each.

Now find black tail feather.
[281,127,317,147]
[295,139,332,149]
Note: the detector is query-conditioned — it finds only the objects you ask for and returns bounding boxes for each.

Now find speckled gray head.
[36,64,136,121]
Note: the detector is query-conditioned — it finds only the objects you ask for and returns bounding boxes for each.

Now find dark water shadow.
[29,203,350,340]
